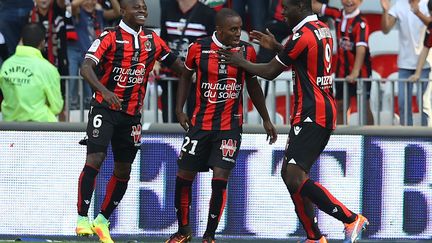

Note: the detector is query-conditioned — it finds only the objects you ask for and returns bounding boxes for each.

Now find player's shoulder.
[195,36,213,46]
[101,26,119,35]
[142,28,158,38]
[294,22,331,41]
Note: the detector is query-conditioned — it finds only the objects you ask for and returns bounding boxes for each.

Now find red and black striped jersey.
[322,6,371,78]
[85,20,176,116]
[184,33,256,130]
[424,23,432,48]
[276,15,336,129]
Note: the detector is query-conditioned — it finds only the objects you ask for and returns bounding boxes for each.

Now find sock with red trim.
[291,190,322,240]
[77,165,99,216]
[175,176,193,235]
[100,175,129,219]
[300,179,356,223]
[204,178,228,238]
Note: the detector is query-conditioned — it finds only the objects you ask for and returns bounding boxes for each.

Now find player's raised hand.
[410,0,420,13]
[263,120,277,144]
[380,0,391,12]
[176,112,191,131]
[217,48,245,66]
[101,89,123,110]
[250,28,277,50]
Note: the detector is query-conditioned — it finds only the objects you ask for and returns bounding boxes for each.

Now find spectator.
[0,23,64,122]
[256,0,292,63]
[0,0,34,55]
[200,0,226,11]
[98,0,122,26]
[30,0,69,121]
[229,0,269,32]
[381,0,431,126]
[408,0,432,127]
[67,0,120,110]
[159,0,215,122]
[30,0,69,77]
[312,0,374,125]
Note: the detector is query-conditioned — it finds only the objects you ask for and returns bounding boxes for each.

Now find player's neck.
[177,0,197,13]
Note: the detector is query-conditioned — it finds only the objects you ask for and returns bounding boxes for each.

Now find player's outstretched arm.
[218,49,285,80]
[176,68,194,131]
[246,76,277,144]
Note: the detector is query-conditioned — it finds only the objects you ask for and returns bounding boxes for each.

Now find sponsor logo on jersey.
[112,63,146,88]
[202,78,242,104]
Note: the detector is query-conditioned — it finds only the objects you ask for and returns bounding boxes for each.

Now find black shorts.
[86,105,141,163]
[335,80,371,100]
[177,126,242,172]
[284,122,332,173]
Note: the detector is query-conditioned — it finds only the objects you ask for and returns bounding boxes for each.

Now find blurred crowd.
[0,0,330,123]
[1,0,432,127]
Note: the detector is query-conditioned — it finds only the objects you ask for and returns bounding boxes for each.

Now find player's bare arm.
[218,49,285,80]
[380,0,396,34]
[346,45,367,83]
[175,67,194,131]
[80,58,123,110]
[246,75,277,144]
[168,58,185,76]
[249,29,284,53]
[411,0,432,25]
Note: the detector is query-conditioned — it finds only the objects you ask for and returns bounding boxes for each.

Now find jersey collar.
[343,8,360,19]
[212,32,231,49]
[292,14,318,33]
[119,20,142,36]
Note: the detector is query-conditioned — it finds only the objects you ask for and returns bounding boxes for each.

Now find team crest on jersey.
[131,124,142,144]
[144,40,152,51]
[132,51,140,62]
[220,139,237,158]
[218,63,227,74]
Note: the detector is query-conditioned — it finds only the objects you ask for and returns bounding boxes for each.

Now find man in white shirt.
[381,0,432,126]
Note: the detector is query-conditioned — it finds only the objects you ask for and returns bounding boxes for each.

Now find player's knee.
[113,163,132,179]
[281,167,304,194]
[86,152,106,169]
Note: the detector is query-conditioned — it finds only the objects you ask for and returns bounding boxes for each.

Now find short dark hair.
[21,23,46,48]
[215,8,241,27]
[428,0,432,12]
[286,0,312,12]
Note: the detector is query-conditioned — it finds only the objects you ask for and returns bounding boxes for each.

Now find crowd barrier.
[0,123,431,241]
[61,76,432,127]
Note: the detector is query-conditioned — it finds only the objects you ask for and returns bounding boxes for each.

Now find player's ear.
[216,25,222,33]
